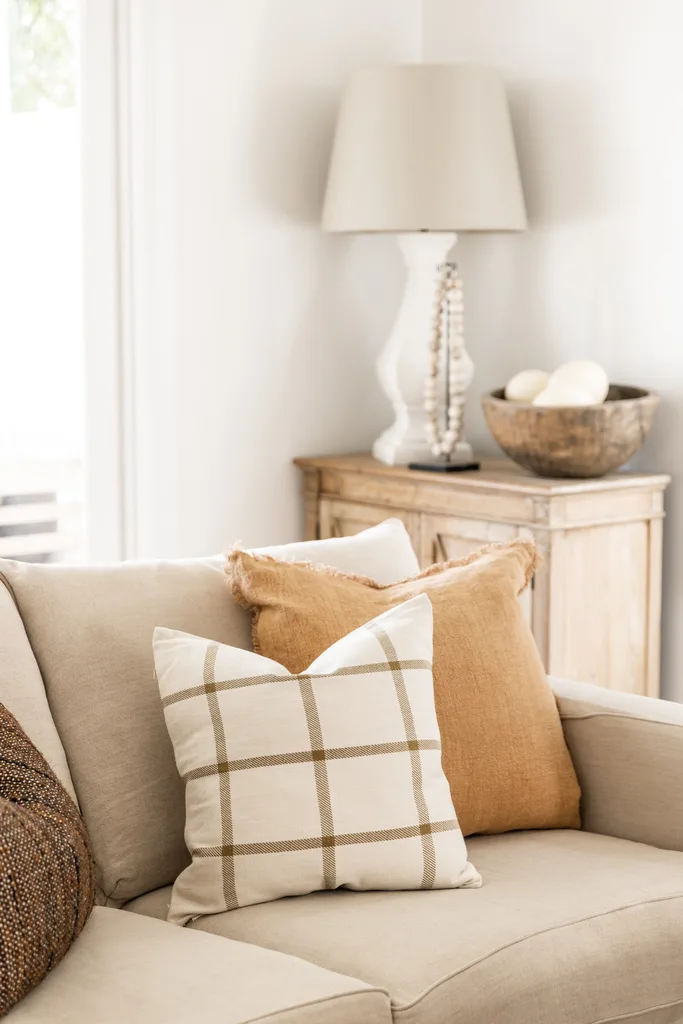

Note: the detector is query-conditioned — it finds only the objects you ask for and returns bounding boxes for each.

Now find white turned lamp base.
[372,233,475,467]
[373,435,475,467]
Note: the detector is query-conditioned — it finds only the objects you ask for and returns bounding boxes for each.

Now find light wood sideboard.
[294,453,670,697]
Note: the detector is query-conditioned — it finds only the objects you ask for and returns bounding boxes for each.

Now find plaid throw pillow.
[155,594,481,924]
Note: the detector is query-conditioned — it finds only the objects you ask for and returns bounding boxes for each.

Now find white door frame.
[82,0,139,561]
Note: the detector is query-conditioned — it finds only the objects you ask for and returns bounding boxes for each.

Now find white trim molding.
[82,0,132,560]
[82,0,179,561]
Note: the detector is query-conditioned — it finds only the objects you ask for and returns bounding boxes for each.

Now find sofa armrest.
[550,676,683,853]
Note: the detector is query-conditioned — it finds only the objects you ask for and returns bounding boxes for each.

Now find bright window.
[0,0,84,561]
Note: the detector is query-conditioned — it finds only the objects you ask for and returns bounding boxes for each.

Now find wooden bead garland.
[424,262,466,458]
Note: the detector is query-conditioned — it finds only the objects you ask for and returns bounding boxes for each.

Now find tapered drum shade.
[322,64,527,233]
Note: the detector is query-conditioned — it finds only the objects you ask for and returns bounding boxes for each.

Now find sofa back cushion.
[0,575,76,802]
[0,556,242,904]
[0,519,419,904]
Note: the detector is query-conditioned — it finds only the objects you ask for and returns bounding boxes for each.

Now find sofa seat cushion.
[125,830,683,1024]
[9,907,391,1023]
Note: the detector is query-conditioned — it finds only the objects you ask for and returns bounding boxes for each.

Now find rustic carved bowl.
[481,385,660,478]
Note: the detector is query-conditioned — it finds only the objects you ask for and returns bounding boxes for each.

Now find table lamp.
[322,64,527,469]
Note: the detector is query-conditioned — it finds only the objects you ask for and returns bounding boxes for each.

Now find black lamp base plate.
[408,460,481,474]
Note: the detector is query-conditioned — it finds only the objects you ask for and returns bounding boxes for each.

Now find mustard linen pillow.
[227,540,580,837]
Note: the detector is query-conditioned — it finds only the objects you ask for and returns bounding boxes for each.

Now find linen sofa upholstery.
[551,676,683,853]
[0,556,247,905]
[1,551,683,1024]
[0,579,76,802]
[9,907,391,1024]
[124,830,683,1024]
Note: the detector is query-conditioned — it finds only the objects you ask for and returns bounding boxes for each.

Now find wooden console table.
[294,453,670,697]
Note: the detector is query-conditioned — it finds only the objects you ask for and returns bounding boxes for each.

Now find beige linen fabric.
[0,556,246,906]
[126,830,683,1024]
[551,676,683,854]
[228,540,581,836]
[0,522,417,906]
[156,595,480,924]
[0,575,75,802]
[11,906,391,1024]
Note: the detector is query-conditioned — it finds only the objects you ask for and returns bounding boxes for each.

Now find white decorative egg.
[548,360,609,403]
[504,369,550,404]
[532,383,596,407]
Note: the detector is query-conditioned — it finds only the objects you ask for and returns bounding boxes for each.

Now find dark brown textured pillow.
[0,703,95,1016]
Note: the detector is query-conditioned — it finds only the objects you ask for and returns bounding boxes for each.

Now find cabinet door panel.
[419,514,529,566]
[318,499,420,552]
[548,522,649,693]
[420,514,535,625]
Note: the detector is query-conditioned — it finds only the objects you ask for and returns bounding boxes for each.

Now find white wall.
[0,111,83,461]
[126,0,420,559]
[423,0,683,700]
[120,0,681,695]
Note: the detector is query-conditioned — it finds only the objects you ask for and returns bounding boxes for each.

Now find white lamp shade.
[322,64,527,233]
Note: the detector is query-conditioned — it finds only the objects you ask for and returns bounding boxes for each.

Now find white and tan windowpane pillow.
[154,594,481,924]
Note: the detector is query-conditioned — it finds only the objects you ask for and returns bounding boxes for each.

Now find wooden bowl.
[481,385,660,478]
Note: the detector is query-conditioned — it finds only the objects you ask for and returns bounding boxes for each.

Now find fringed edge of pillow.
[225,537,542,656]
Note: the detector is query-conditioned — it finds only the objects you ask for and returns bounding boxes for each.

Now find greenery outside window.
[8,0,78,113]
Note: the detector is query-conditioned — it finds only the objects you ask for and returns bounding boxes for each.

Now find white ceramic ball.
[548,360,609,403]
[504,369,550,404]
[532,383,596,407]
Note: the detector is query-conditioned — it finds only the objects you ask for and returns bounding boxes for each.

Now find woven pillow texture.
[155,594,481,925]
[0,703,95,1016]
[227,539,581,837]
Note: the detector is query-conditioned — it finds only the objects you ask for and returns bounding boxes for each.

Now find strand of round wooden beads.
[424,262,465,458]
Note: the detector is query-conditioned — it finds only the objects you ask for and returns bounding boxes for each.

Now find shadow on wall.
[246,81,336,225]
[241,61,399,452]
[236,8,409,457]
[244,1,406,227]
[508,79,620,225]
[205,8,409,545]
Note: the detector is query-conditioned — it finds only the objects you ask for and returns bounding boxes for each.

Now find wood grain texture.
[646,515,664,698]
[294,452,669,495]
[300,469,321,542]
[548,522,650,693]
[481,385,660,479]
[295,453,670,696]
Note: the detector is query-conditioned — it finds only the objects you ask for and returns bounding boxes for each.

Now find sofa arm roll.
[550,677,683,853]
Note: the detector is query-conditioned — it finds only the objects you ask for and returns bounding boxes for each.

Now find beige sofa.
[1,553,682,1024]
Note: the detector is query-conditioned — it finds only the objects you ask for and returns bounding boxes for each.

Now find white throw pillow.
[252,518,420,584]
[155,594,480,925]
